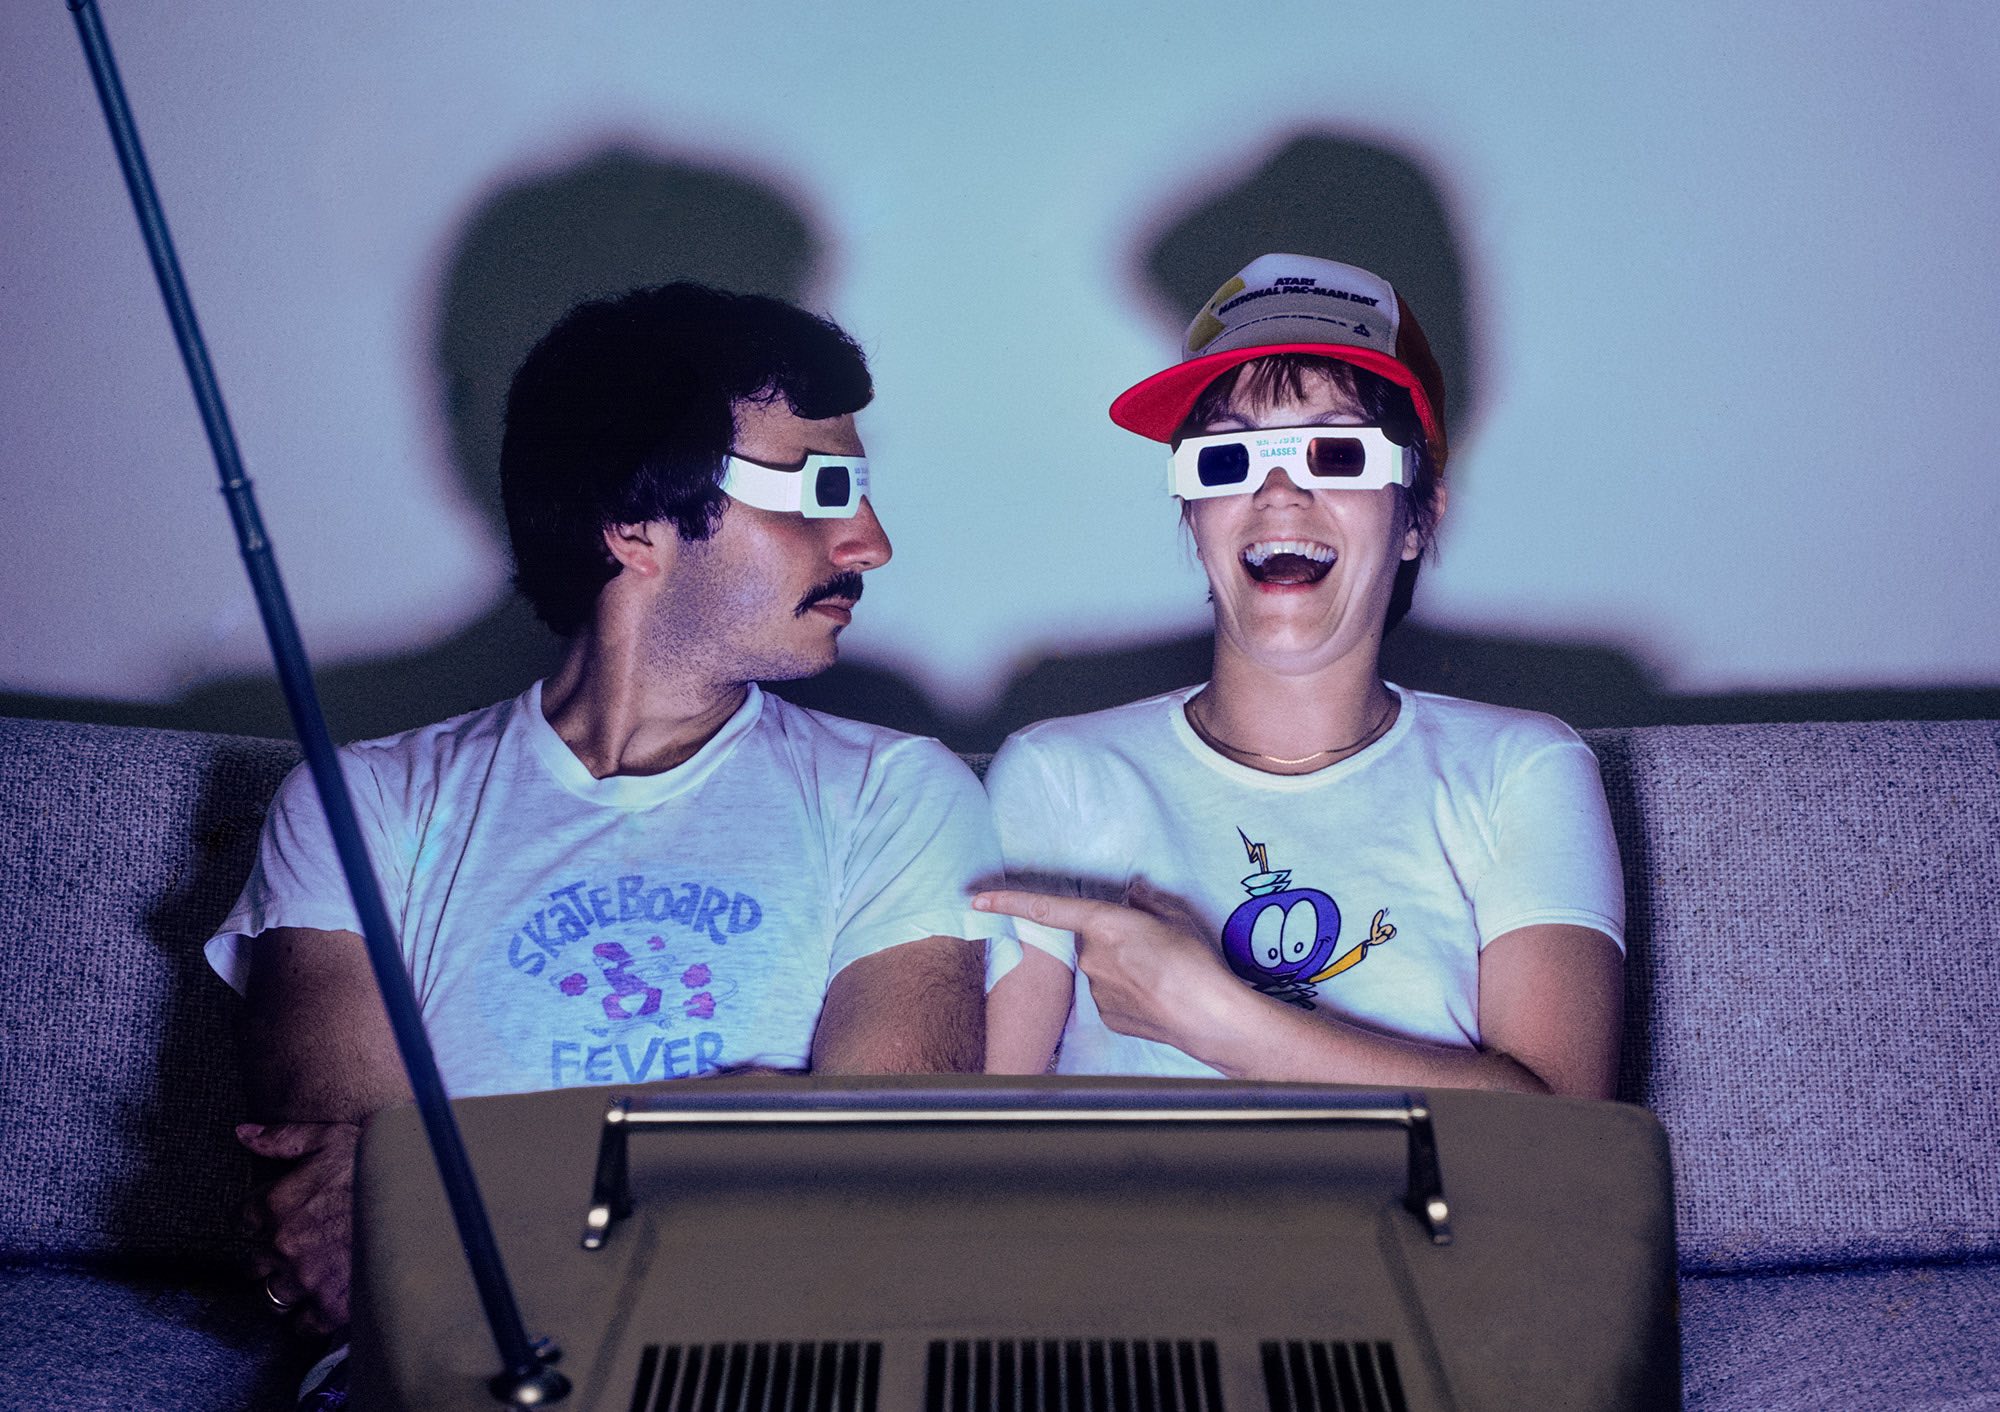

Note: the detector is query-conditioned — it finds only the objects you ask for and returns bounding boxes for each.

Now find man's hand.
[237,1119,360,1334]
[975,882,1234,1049]
[237,927,414,1336]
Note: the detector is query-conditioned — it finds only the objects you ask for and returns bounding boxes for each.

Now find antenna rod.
[64,3,566,1402]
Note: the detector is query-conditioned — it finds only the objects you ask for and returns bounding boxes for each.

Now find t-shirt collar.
[517,679,765,808]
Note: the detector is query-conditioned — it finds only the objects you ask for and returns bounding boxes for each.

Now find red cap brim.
[1109,343,1447,463]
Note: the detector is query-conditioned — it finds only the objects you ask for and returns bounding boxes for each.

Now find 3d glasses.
[1169,426,1411,500]
[719,453,871,518]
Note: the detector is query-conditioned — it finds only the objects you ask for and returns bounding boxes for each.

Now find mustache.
[795,570,865,617]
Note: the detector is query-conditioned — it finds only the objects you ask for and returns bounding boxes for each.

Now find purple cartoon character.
[1219,830,1394,1007]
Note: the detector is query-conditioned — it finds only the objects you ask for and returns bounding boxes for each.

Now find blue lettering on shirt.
[551,1031,728,1087]
[506,873,766,981]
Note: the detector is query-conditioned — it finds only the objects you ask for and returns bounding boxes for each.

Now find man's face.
[1184,369,1421,677]
[652,397,892,683]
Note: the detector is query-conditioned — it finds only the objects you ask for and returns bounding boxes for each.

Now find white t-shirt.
[984,683,1624,1077]
[209,682,1015,1097]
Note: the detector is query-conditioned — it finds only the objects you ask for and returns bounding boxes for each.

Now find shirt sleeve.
[830,737,1017,987]
[203,751,404,993]
[982,732,1081,971]
[1471,738,1626,951]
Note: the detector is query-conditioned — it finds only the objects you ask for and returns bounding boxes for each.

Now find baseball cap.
[1110,253,1448,467]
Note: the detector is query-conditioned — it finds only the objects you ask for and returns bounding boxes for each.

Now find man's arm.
[238,925,413,1332]
[243,926,412,1119]
[809,935,985,1074]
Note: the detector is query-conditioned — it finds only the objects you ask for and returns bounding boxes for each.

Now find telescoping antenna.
[65,3,568,1404]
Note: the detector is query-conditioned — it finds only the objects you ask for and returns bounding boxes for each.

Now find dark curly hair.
[499,282,872,637]
[1177,354,1443,631]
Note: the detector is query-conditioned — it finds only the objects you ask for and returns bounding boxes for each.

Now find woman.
[976,254,1624,1096]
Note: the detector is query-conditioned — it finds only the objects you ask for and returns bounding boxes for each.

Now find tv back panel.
[350,1076,1677,1411]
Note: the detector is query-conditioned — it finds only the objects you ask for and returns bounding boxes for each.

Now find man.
[206,283,1008,1353]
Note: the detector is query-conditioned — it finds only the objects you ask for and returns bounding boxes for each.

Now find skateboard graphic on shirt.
[501,870,767,1085]
[1218,829,1394,1008]
[505,871,760,1029]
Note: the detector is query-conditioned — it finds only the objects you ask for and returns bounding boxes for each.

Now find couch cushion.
[0,718,299,1261]
[1680,1258,2000,1411]
[1588,720,2000,1272]
[0,1261,302,1410]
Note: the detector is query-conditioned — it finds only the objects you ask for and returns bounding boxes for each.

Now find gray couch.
[2,713,1996,1410]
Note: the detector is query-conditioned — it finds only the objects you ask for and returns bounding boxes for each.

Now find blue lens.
[1196,443,1250,486]
[1306,437,1367,478]
[814,464,852,507]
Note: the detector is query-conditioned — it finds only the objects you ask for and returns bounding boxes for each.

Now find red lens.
[1306,437,1367,478]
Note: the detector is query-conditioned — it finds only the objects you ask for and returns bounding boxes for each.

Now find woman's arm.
[979,734,1086,1075]
[1184,922,1620,1095]
[973,890,1622,1097]
[984,944,1075,1073]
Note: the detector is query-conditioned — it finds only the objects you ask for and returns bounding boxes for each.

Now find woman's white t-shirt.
[983,683,1624,1077]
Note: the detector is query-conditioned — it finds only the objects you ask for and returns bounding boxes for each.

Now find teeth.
[1241,540,1336,567]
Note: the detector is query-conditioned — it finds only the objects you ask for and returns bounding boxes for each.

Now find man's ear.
[603,521,671,579]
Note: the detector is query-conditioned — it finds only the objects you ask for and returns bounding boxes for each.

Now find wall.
[4,2,1996,748]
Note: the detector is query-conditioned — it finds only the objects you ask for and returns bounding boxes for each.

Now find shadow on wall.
[3,143,829,743]
[7,132,1995,749]
[1137,132,1481,437]
[786,129,1994,742]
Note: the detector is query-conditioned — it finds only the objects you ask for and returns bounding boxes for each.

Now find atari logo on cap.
[1188,255,1399,360]
[1112,252,1448,468]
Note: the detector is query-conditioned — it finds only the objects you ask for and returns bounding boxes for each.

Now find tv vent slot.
[630,1341,882,1412]
[1260,1340,1407,1412]
[925,1339,1224,1412]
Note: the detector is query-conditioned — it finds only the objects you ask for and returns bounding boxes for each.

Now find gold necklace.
[1187,690,1397,767]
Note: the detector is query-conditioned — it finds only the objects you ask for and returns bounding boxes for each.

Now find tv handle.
[581,1084,1454,1252]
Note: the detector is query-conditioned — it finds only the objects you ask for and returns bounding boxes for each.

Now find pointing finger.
[973,889,1117,932]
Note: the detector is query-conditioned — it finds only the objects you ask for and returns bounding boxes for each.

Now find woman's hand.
[975,881,1243,1050]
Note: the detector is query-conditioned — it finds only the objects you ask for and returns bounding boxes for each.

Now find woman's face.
[1185,369,1424,678]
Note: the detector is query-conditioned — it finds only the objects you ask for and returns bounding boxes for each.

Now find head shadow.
[1133,130,1481,446]
[4,143,850,742]
[272,141,841,740]
[967,130,1500,741]
[11,135,1994,746]
[433,144,829,537]
[2,138,951,744]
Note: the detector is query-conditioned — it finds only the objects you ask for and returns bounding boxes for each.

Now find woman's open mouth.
[1241,539,1336,587]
